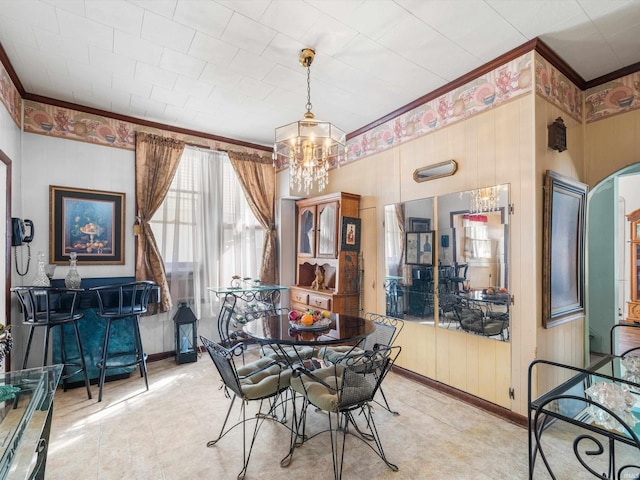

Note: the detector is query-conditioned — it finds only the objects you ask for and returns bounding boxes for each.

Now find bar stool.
[90,281,155,402]
[11,286,92,399]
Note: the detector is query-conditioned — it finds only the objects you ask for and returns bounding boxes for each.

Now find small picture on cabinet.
[341,216,361,251]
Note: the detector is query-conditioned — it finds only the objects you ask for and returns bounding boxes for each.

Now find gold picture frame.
[50,185,125,265]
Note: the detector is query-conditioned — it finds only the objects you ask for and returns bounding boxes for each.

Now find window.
[149,148,264,320]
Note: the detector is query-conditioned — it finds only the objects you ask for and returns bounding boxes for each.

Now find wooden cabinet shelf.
[626,209,640,322]
[292,192,360,315]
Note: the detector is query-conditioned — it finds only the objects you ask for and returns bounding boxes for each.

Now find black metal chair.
[11,286,92,399]
[90,281,154,402]
[200,335,292,480]
[285,345,402,479]
[319,312,404,414]
[448,263,468,292]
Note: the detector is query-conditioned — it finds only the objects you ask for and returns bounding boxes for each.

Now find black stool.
[11,286,92,399]
[90,281,154,402]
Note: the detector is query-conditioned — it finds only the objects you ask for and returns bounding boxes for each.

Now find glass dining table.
[242,313,376,365]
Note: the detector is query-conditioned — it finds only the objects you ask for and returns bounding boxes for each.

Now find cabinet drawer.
[291,291,309,305]
[309,294,331,310]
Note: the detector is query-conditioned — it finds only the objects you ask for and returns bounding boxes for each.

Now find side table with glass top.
[208,284,289,346]
[528,354,640,479]
[0,364,63,479]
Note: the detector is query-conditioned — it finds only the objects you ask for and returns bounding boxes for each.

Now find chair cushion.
[318,345,363,364]
[237,357,292,400]
[290,365,344,412]
[261,345,315,362]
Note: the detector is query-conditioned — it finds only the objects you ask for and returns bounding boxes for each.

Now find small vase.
[65,252,82,289]
[33,251,51,287]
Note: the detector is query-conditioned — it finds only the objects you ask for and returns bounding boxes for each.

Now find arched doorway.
[586,163,640,359]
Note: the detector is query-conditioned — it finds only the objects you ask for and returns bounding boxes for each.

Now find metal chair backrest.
[11,286,82,324]
[364,312,404,349]
[91,281,154,318]
[200,335,243,398]
[338,345,401,410]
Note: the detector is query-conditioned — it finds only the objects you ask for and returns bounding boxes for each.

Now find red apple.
[288,310,300,321]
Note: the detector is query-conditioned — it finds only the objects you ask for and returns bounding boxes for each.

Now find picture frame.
[542,170,588,328]
[341,216,361,251]
[50,185,125,265]
[405,230,434,265]
[409,217,431,231]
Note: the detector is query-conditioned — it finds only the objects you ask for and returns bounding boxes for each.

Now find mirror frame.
[413,160,458,183]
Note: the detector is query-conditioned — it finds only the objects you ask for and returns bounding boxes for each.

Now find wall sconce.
[413,159,458,183]
[547,117,567,152]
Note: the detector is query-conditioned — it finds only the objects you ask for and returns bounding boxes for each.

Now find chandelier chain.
[306,65,312,114]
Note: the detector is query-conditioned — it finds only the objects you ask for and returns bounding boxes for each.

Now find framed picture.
[542,170,588,328]
[341,216,361,251]
[405,232,419,264]
[409,217,431,231]
[50,185,125,265]
[405,230,434,265]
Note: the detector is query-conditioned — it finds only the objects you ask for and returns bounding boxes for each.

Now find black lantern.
[173,302,198,364]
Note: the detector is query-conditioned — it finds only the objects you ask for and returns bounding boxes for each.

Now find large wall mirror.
[384,184,510,341]
[384,198,435,326]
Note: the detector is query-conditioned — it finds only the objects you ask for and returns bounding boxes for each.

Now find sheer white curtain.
[150,147,264,323]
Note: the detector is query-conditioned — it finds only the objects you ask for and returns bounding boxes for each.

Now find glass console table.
[528,354,640,479]
[0,365,62,479]
[208,284,289,345]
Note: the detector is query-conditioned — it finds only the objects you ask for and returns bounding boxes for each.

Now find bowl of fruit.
[288,309,332,330]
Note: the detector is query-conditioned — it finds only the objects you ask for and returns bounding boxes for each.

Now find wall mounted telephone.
[11,218,34,246]
[11,218,34,276]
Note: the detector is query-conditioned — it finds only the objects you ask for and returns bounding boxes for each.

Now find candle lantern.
[173,302,198,364]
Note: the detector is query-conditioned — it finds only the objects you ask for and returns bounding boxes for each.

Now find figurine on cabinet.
[311,265,325,291]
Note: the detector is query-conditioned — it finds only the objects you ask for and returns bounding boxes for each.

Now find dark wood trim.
[392,365,528,429]
[0,43,25,97]
[347,38,589,140]
[348,39,540,140]
[585,60,640,90]
[147,351,177,363]
[0,148,11,372]
[23,92,272,152]
[532,38,585,89]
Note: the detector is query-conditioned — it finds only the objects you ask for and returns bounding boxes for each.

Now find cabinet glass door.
[317,202,338,258]
[298,207,315,257]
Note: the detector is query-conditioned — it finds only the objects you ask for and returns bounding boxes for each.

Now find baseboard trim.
[392,366,528,429]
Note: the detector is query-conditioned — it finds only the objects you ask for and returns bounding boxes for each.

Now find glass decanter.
[65,252,82,289]
[32,251,51,287]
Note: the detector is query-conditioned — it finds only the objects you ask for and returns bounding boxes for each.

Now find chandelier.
[274,48,346,195]
[468,186,500,213]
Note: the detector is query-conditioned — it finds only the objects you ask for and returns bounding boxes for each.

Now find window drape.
[228,151,277,285]
[150,147,264,322]
[134,132,185,314]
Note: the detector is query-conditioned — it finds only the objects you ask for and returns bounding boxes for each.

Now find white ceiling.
[1,0,640,148]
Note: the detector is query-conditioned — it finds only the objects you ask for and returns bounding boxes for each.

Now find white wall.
[0,102,22,371]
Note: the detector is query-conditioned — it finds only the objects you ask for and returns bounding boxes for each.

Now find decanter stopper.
[65,252,82,289]
[33,251,50,287]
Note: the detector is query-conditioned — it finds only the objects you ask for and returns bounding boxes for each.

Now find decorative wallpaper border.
[585,71,640,123]
[345,52,534,163]
[274,51,534,169]
[0,61,22,127]
[533,53,583,122]
[22,100,269,157]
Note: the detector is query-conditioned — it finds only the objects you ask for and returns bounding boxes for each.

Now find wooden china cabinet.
[290,192,361,315]
[626,208,640,323]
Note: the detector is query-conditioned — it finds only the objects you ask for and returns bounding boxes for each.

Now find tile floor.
[45,348,638,479]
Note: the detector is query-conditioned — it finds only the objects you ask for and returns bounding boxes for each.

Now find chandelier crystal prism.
[274,48,346,194]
